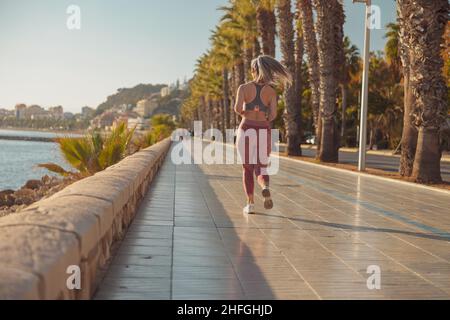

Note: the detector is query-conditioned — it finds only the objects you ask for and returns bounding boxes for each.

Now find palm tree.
[220,0,258,81]
[277,0,302,156]
[297,0,320,155]
[397,1,418,177]
[39,122,135,177]
[294,6,304,140]
[211,24,237,131]
[409,0,449,183]
[384,23,402,83]
[313,0,344,162]
[341,37,360,140]
[255,0,276,57]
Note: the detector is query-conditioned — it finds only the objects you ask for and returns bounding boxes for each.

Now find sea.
[0,129,75,190]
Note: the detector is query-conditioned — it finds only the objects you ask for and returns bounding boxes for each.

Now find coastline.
[0,126,86,135]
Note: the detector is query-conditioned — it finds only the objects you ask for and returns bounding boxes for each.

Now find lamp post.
[353,0,371,171]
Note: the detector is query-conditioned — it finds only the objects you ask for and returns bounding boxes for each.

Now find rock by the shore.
[0,175,78,217]
[24,179,42,190]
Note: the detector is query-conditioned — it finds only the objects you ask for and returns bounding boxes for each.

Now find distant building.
[0,108,13,118]
[118,104,133,113]
[127,117,149,131]
[49,106,64,120]
[15,104,27,119]
[180,78,189,91]
[160,86,171,97]
[90,111,117,130]
[135,99,158,118]
[26,105,47,120]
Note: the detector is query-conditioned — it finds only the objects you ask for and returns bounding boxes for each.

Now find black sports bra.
[244,82,271,113]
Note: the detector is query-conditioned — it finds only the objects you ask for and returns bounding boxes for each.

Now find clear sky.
[0,0,396,113]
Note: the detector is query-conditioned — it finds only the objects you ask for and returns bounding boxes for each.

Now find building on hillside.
[15,104,27,119]
[90,112,117,130]
[112,115,129,129]
[127,117,149,131]
[160,86,171,97]
[135,99,159,118]
[118,104,133,113]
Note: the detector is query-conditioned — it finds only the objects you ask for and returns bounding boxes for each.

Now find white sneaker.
[243,203,255,214]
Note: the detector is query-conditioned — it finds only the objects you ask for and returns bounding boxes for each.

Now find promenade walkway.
[95,142,450,300]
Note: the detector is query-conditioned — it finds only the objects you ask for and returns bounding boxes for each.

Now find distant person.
[234,55,292,214]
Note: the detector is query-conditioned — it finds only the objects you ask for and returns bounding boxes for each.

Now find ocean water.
[0,130,70,190]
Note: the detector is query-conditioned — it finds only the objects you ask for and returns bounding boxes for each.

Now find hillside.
[96,83,167,115]
[154,89,190,116]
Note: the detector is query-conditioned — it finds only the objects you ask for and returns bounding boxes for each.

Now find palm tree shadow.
[253,212,450,242]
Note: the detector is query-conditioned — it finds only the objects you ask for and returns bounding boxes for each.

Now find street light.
[353,0,371,171]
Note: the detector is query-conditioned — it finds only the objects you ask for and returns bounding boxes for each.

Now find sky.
[0,0,396,113]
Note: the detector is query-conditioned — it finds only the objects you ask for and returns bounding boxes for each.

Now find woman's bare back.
[239,82,277,122]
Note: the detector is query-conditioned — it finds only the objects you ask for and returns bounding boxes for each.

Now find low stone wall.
[0,138,172,299]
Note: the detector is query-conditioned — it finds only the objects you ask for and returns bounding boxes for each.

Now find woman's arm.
[234,85,245,115]
[267,93,278,122]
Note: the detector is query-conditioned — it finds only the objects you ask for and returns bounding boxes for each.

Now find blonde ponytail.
[251,55,293,87]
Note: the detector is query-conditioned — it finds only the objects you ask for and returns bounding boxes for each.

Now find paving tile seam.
[192,166,251,299]
[214,174,322,300]
[225,164,450,298]
[275,189,450,297]
[277,180,450,265]
[279,161,450,218]
[169,162,177,300]
[275,166,450,239]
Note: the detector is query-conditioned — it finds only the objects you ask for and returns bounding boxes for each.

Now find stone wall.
[0,138,172,299]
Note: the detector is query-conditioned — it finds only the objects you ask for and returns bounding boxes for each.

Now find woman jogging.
[234,55,292,214]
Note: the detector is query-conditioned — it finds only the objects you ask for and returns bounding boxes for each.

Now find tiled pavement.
[95,142,450,300]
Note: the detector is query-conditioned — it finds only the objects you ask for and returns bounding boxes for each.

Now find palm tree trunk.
[413,128,442,182]
[257,3,276,57]
[235,60,245,127]
[297,0,321,156]
[200,96,208,127]
[398,0,418,177]
[243,40,253,82]
[314,0,342,162]
[295,14,304,141]
[237,60,245,85]
[410,0,448,183]
[219,100,226,135]
[399,70,418,176]
[230,65,237,129]
[208,98,214,129]
[222,67,230,130]
[253,37,261,57]
[340,84,347,139]
[277,0,302,156]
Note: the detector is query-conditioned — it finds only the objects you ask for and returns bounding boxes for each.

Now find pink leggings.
[236,119,271,197]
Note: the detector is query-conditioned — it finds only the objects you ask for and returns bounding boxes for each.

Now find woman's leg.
[256,125,273,209]
[243,164,255,203]
[255,165,269,189]
[255,125,271,189]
